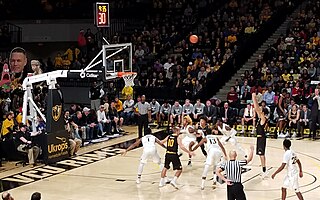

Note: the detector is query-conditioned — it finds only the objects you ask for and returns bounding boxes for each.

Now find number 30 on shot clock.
[94,2,110,28]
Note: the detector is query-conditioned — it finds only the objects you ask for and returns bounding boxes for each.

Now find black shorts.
[256,136,266,155]
[164,153,182,170]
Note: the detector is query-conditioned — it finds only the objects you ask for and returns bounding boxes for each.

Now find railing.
[6,22,22,45]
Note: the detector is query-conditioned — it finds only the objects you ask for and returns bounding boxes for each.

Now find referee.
[134,95,151,138]
[216,145,254,200]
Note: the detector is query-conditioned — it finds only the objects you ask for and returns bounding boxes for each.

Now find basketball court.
[3,136,320,200]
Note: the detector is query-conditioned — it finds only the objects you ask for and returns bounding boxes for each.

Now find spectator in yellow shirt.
[186,62,193,73]
[281,70,291,82]
[227,33,237,44]
[311,33,319,46]
[114,97,123,114]
[213,62,221,72]
[64,46,80,63]
[194,56,203,67]
[1,111,15,138]
[122,86,133,97]
[54,53,63,69]
[16,112,23,124]
[244,23,255,34]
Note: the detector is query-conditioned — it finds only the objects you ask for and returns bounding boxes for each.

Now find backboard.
[80,42,133,82]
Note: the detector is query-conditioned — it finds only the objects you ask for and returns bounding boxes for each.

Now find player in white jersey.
[123,128,165,184]
[272,139,304,200]
[180,116,198,166]
[192,129,227,190]
[216,119,247,157]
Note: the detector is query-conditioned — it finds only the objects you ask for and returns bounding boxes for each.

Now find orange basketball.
[189,34,198,44]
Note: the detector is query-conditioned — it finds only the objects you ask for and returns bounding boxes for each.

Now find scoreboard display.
[94,2,110,28]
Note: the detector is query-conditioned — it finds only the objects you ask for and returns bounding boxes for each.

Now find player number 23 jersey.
[206,135,219,150]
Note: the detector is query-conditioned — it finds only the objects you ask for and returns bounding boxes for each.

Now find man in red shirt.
[227,86,239,108]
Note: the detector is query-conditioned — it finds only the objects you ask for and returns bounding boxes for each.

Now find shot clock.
[94,2,110,28]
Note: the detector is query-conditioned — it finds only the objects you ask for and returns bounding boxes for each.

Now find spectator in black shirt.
[15,124,40,166]
[156,72,165,87]
[64,110,82,156]
[138,72,149,87]
[70,111,85,140]
[203,100,218,124]
[195,117,210,157]
[89,81,105,111]
[82,107,98,140]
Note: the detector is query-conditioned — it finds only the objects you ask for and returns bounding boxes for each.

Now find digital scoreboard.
[94,2,110,28]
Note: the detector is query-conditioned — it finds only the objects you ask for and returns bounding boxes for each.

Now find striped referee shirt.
[220,160,247,183]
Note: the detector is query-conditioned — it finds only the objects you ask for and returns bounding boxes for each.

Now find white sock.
[201,178,205,186]
[159,162,164,171]
[138,162,144,175]
[241,126,244,132]
[172,176,178,183]
[202,164,210,178]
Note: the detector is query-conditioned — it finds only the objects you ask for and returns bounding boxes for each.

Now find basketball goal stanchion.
[118,72,137,97]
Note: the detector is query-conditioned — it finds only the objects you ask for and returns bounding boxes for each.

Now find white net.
[122,73,137,87]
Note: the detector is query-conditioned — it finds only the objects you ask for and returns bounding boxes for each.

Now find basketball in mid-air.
[189,34,198,44]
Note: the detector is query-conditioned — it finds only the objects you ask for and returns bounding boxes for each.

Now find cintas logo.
[52,105,62,122]
[48,137,68,154]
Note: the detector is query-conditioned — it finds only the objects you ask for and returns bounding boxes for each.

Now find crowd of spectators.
[126,0,291,100]
[226,0,320,138]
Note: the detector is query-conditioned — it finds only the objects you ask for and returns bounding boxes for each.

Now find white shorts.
[182,136,196,149]
[205,148,222,166]
[140,148,161,164]
[283,174,299,192]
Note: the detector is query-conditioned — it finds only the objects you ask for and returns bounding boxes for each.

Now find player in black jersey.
[252,93,269,179]
[195,117,211,157]
[159,127,194,189]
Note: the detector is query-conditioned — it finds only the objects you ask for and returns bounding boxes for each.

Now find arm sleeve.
[97,111,101,122]
[179,105,183,115]
[171,106,175,114]
[239,160,247,166]
[156,102,160,113]
[193,105,196,114]
[282,151,290,164]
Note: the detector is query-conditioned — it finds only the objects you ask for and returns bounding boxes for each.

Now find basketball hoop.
[118,72,137,87]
